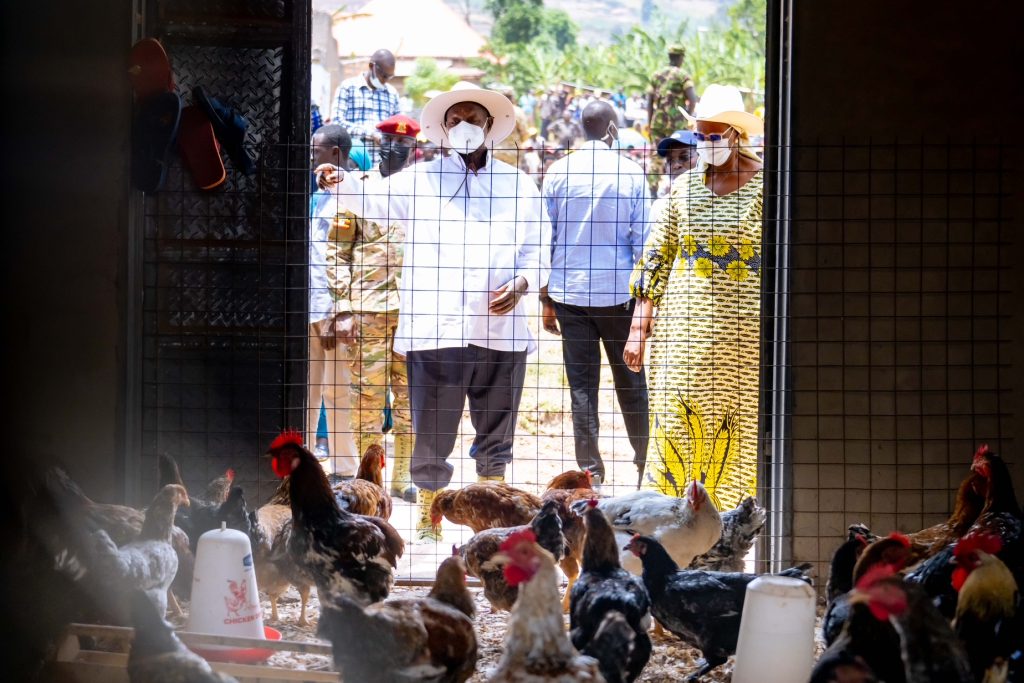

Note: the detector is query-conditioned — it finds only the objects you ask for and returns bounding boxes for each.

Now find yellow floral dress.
[629,169,764,509]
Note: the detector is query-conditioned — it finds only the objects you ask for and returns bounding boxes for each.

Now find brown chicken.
[545,469,594,491]
[429,482,542,534]
[249,501,314,626]
[904,465,986,558]
[332,444,392,520]
[540,484,603,612]
[318,554,478,683]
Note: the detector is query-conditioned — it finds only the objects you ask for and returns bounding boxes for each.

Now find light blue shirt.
[543,140,651,307]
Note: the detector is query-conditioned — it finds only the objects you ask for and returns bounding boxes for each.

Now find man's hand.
[314,163,344,190]
[334,312,359,346]
[541,299,560,335]
[489,276,528,315]
[315,317,337,351]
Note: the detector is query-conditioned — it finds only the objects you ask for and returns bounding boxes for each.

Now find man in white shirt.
[316,85,549,541]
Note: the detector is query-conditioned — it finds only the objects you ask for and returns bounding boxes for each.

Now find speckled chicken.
[460,500,565,612]
[332,443,392,520]
[248,500,314,625]
[688,496,766,572]
[430,482,543,534]
[319,555,478,683]
[488,529,603,682]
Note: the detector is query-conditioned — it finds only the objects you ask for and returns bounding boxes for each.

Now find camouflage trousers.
[347,310,410,454]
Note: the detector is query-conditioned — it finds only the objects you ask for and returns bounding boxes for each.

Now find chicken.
[582,480,722,576]
[430,482,543,534]
[127,590,237,683]
[824,533,915,647]
[319,555,478,683]
[546,469,595,491]
[905,466,986,557]
[158,455,243,552]
[488,529,603,682]
[203,468,236,504]
[331,443,392,519]
[811,565,906,683]
[854,571,973,683]
[569,499,651,683]
[689,495,767,572]
[248,500,314,626]
[460,500,565,612]
[625,534,812,681]
[826,524,874,604]
[586,612,638,683]
[539,487,599,612]
[265,430,403,606]
[952,532,1020,682]
[90,484,190,623]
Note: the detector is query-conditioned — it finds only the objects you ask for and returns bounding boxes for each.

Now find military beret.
[376,114,420,138]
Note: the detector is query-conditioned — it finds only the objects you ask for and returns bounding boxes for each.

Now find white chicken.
[580,480,722,575]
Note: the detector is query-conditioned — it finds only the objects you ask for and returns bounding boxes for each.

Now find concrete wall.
[1,1,132,501]
[786,0,1024,577]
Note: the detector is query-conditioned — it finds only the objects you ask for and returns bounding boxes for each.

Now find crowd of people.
[309,46,766,541]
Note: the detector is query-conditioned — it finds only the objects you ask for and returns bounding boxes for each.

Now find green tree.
[404,58,460,106]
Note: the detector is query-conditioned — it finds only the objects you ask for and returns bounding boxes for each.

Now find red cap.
[376,114,420,138]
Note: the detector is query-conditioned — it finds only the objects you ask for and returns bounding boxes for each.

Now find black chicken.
[826,524,874,603]
[157,455,246,552]
[127,590,237,682]
[265,430,403,605]
[625,534,811,681]
[570,499,651,683]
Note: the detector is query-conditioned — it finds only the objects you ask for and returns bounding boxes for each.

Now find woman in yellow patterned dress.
[623,85,764,510]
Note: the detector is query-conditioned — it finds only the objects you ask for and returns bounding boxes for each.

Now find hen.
[331,443,392,519]
[90,484,190,623]
[157,455,244,552]
[127,590,237,683]
[319,555,478,683]
[569,499,652,683]
[265,430,403,606]
[826,524,874,604]
[460,500,565,612]
[625,534,812,681]
[545,470,595,491]
[430,482,542,534]
[541,470,604,611]
[488,529,603,682]
[248,499,314,625]
[581,480,722,576]
[689,496,767,572]
[904,465,986,557]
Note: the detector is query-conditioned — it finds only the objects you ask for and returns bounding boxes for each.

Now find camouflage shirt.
[326,169,404,314]
[648,66,696,143]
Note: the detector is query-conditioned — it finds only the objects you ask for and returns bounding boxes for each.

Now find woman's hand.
[623,297,654,372]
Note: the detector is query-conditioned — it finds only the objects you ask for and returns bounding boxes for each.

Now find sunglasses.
[693,128,735,142]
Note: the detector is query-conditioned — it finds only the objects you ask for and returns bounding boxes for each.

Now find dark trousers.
[406,345,527,491]
[553,299,649,479]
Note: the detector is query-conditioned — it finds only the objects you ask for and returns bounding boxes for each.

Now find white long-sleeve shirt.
[328,152,550,355]
[308,190,335,323]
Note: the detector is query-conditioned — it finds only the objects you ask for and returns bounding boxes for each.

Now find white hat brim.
[680,106,764,137]
[419,88,517,148]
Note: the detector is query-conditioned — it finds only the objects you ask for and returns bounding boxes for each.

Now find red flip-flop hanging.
[178,106,226,190]
[128,38,175,100]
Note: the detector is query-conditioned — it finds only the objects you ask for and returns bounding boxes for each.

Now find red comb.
[499,528,536,552]
[855,563,896,591]
[587,498,599,508]
[269,429,304,451]
[886,532,911,548]
[226,468,235,482]
[975,443,990,459]
[954,532,1002,560]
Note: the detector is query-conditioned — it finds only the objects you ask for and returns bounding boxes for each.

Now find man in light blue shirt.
[541,101,651,486]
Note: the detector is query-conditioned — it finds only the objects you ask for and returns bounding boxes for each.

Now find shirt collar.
[580,140,613,152]
[445,149,493,174]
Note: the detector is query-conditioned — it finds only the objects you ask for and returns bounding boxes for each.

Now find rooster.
[331,443,392,519]
[952,532,1020,682]
[430,482,542,534]
[905,466,986,558]
[569,499,652,683]
[127,590,237,683]
[265,430,403,606]
[625,534,812,681]
[318,554,478,683]
[579,480,722,576]
[460,500,565,612]
[90,484,190,623]
[689,495,767,572]
[488,529,603,682]
[853,570,973,683]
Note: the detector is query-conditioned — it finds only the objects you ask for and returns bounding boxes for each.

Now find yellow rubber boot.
[389,433,418,503]
[477,474,505,483]
[416,487,444,543]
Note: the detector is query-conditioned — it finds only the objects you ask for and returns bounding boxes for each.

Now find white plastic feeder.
[731,575,816,683]
[188,522,264,646]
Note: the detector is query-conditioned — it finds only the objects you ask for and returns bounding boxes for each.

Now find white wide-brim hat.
[682,84,764,137]
[419,81,516,148]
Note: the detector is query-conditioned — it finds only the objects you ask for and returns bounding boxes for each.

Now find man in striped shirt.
[331,49,400,149]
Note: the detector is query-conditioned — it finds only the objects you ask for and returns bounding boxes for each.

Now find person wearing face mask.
[330,48,400,159]
[623,84,764,510]
[325,114,420,503]
[540,101,652,489]
[315,84,549,542]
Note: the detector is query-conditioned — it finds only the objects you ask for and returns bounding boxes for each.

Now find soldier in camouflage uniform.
[648,45,698,189]
[327,114,419,502]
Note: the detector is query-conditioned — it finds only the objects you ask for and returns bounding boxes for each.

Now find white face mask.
[446,121,486,154]
[696,138,734,167]
[368,65,385,90]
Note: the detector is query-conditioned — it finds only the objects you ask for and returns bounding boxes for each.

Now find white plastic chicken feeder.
[731,575,816,683]
[188,522,265,647]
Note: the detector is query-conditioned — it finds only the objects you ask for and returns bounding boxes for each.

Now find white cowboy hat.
[419,81,516,148]
[682,84,764,137]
